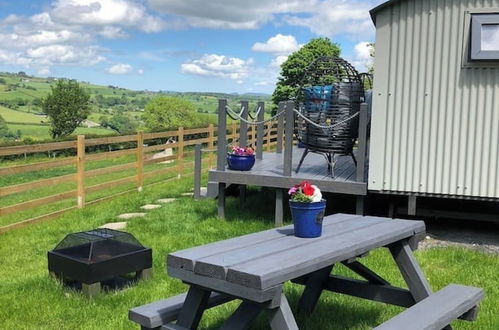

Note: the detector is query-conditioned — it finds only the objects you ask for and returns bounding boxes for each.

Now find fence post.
[256,101,265,160]
[177,127,184,178]
[283,101,295,177]
[276,102,285,154]
[194,144,202,200]
[137,131,144,192]
[208,123,215,169]
[76,135,86,208]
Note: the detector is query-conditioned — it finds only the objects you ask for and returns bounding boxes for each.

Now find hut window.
[470,14,499,60]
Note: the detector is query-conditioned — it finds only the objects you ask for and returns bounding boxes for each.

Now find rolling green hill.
[0,72,270,142]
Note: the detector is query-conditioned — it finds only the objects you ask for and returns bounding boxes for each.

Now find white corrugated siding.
[369,0,499,199]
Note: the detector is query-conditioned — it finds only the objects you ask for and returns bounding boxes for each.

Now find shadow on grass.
[202,286,382,330]
[221,186,285,225]
[51,273,143,296]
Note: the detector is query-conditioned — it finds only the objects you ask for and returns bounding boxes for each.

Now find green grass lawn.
[0,149,208,227]
[0,177,497,329]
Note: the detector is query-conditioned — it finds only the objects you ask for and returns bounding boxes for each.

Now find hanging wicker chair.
[295,56,364,177]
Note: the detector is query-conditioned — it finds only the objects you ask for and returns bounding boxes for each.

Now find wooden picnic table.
[165,213,431,329]
[130,213,483,329]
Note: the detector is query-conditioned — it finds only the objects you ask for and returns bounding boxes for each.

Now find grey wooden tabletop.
[167,213,426,291]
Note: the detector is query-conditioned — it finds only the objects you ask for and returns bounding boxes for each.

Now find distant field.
[0,72,270,141]
[0,105,46,123]
[7,123,115,139]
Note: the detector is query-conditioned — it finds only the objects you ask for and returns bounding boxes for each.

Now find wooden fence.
[0,122,279,233]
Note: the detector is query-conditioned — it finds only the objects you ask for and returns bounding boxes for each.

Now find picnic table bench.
[129,214,483,329]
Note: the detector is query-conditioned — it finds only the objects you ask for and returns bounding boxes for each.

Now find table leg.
[268,293,299,330]
[220,301,263,330]
[389,239,432,302]
[176,285,211,329]
[298,265,334,313]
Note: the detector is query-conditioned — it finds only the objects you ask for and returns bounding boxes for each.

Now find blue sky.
[0,0,384,94]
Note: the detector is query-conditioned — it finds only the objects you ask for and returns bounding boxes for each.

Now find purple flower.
[288,186,298,195]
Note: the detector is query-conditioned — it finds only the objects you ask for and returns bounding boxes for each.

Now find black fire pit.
[48,228,152,297]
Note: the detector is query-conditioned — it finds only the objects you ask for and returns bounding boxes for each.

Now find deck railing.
[215,98,370,182]
[0,123,280,233]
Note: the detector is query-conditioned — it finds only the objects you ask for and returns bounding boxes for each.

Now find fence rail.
[0,122,279,233]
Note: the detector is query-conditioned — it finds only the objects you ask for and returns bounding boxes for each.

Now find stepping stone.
[99,222,127,230]
[157,198,177,204]
[117,213,146,220]
[141,204,161,210]
[181,192,193,197]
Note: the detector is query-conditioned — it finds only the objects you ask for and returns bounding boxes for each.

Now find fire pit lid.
[52,228,145,261]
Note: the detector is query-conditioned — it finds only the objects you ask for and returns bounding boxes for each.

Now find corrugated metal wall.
[369,0,499,199]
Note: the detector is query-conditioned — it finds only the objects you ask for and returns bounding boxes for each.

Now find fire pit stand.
[48,228,152,297]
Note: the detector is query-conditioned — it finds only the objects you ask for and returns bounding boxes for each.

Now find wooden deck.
[209,147,367,195]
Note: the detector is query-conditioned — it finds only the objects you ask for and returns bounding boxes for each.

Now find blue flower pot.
[289,200,326,238]
[227,154,256,171]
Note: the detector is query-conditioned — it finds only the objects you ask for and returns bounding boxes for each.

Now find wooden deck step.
[374,284,484,330]
[129,292,233,329]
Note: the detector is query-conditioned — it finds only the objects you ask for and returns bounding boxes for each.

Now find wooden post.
[217,99,227,171]
[177,127,184,178]
[266,123,272,152]
[231,122,237,145]
[217,99,228,219]
[283,101,295,177]
[356,196,365,215]
[408,195,417,216]
[276,102,285,154]
[218,182,226,219]
[275,189,284,227]
[256,101,265,160]
[208,124,215,169]
[239,101,249,203]
[251,125,256,147]
[137,131,144,192]
[76,135,85,208]
[356,103,368,183]
[194,144,202,200]
[239,100,249,147]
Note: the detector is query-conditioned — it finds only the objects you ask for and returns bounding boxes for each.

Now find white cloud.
[181,54,254,81]
[149,0,317,29]
[51,0,165,33]
[350,41,373,72]
[270,55,288,68]
[107,63,134,74]
[252,34,301,56]
[137,68,144,74]
[38,67,51,75]
[283,0,377,39]
[0,0,167,74]
[98,26,128,39]
[149,0,383,39]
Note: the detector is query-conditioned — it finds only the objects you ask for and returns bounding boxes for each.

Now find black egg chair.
[295,56,364,178]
